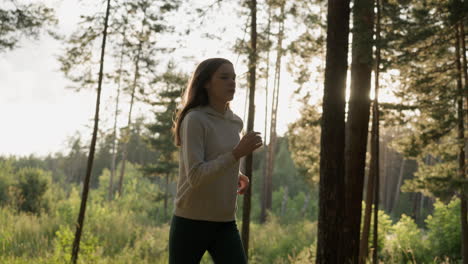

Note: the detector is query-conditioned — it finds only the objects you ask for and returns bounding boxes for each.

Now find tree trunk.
[390,158,406,214]
[385,149,394,211]
[108,23,126,201]
[359,115,376,264]
[458,19,468,264]
[360,3,381,262]
[419,194,425,222]
[164,172,169,220]
[455,21,468,264]
[117,17,145,197]
[241,0,257,258]
[243,85,249,122]
[71,0,111,263]
[264,0,285,220]
[359,103,379,264]
[460,19,468,246]
[372,159,380,264]
[343,0,374,261]
[108,81,121,201]
[381,139,388,211]
[411,192,421,223]
[372,1,381,262]
[459,0,468,129]
[316,0,350,263]
[260,4,272,224]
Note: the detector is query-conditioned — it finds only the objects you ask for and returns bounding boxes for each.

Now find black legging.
[169,215,247,264]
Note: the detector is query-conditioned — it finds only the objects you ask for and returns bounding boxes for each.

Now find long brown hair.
[173,58,232,146]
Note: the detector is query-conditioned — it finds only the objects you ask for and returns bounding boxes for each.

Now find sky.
[0,0,308,157]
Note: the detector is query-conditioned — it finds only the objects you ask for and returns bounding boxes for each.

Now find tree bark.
[390,158,406,214]
[455,21,468,264]
[372,1,381,262]
[419,194,425,222]
[458,0,468,118]
[372,151,380,264]
[411,192,421,223]
[381,138,388,211]
[71,0,111,263]
[241,0,257,258]
[164,172,169,220]
[359,103,378,264]
[458,18,468,264]
[316,0,350,263]
[260,4,272,224]
[385,148,394,211]
[360,3,381,262]
[343,0,374,261]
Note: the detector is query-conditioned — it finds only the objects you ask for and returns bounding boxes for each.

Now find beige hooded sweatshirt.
[174,105,244,222]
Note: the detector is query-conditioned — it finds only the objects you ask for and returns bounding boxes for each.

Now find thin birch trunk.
[117,14,146,197]
[71,0,111,262]
[260,5,272,224]
[241,0,257,258]
[108,23,126,201]
[265,0,285,215]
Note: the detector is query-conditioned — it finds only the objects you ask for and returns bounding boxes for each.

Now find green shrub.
[54,186,81,226]
[288,242,316,264]
[85,202,139,256]
[15,167,51,214]
[248,215,317,264]
[426,198,461,261]
[0,160,15,204]
[0,207,60,257]
[52,225,100,263]
[360,202,393,259]
[130,224,170,261]
[383,214,429,263]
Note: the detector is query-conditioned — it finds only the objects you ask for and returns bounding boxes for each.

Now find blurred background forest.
[0,0,467,263]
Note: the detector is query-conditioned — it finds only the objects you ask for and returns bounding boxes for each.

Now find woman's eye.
[220,76,235,81]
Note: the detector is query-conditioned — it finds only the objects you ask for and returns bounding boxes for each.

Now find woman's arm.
[237,171,250,195]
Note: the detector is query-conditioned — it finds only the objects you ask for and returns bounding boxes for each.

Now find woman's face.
[205,63,236,104]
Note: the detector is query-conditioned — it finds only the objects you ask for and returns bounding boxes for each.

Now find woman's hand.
[237,174,250,195]
[232,131,263,160]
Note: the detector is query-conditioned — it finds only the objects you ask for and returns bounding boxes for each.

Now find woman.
[169,58,262,263]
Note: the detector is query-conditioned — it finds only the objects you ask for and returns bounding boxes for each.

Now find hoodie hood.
[189,105,243,129]
[200,105,233,119]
